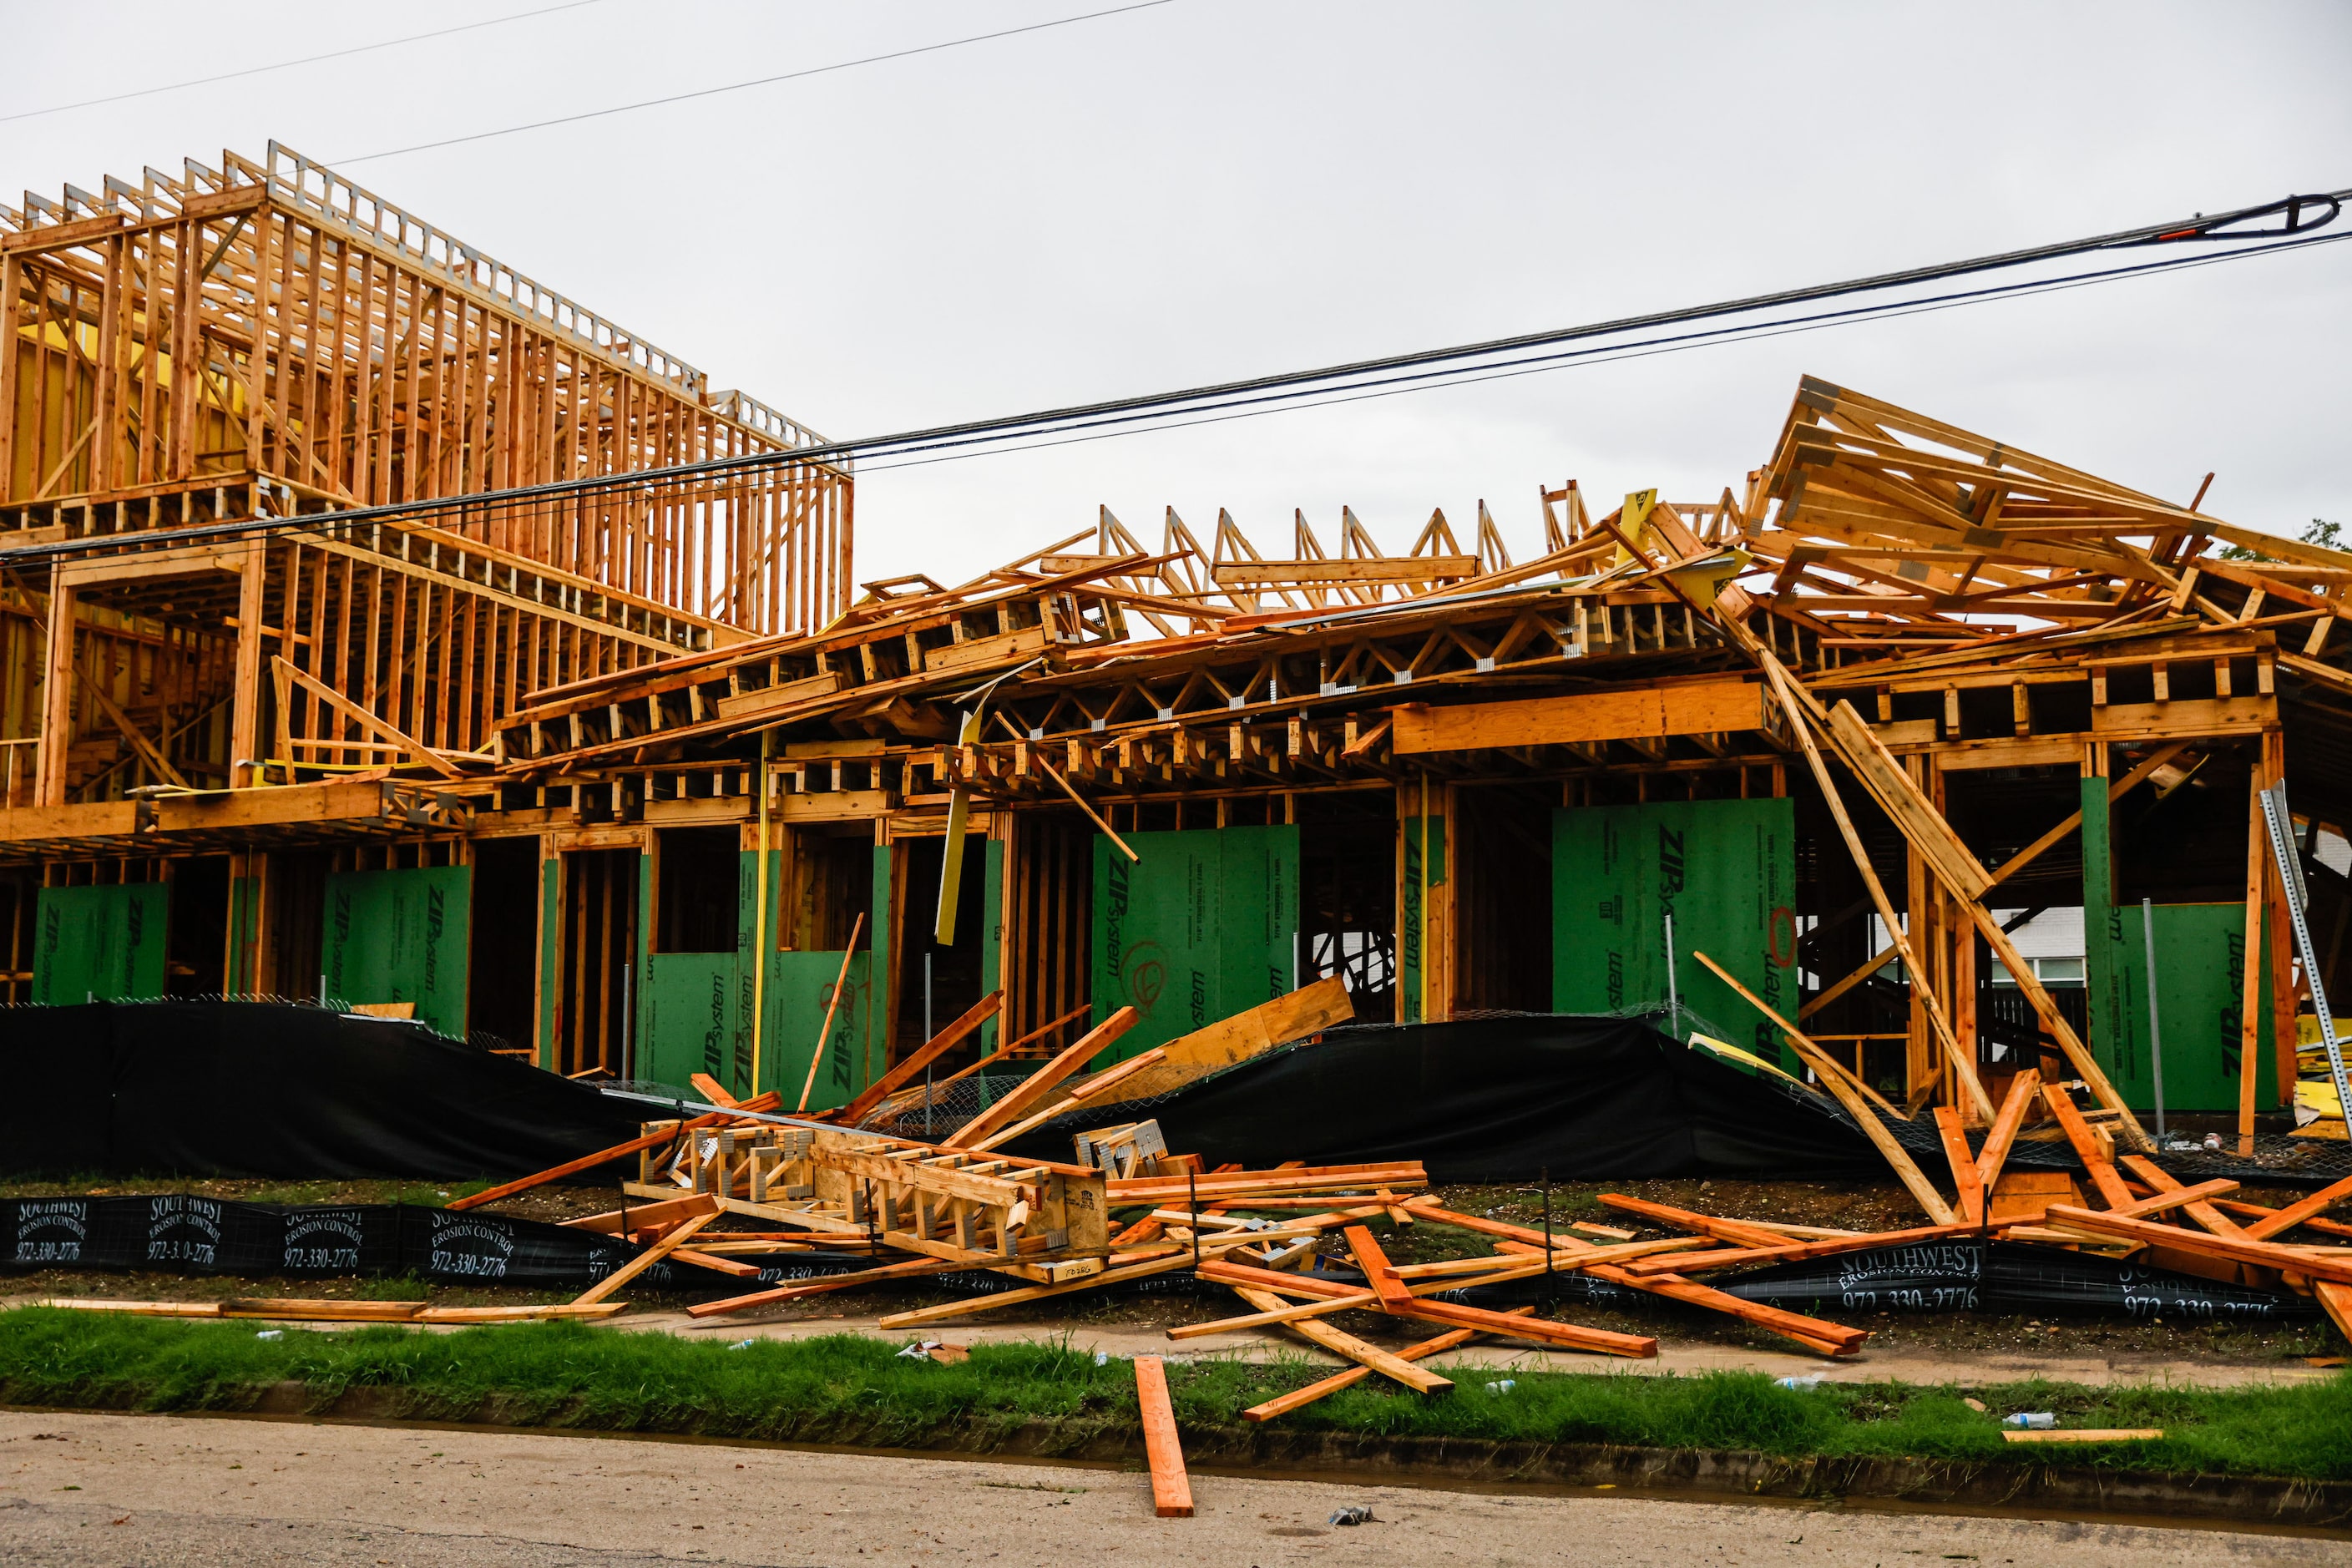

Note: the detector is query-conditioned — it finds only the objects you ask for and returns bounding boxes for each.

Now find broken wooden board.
[1067,976,1353,1103]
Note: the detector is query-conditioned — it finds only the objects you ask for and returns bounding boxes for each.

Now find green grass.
[1,1307,2347,1480]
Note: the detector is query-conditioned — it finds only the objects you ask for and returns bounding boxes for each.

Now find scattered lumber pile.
[1570,1053,2352,1343]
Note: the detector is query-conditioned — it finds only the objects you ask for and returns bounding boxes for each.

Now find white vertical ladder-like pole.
[2260,782,2350,1139]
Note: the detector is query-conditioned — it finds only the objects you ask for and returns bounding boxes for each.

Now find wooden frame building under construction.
[6,145,2350,1160]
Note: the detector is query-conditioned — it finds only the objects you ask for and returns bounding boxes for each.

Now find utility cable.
[844,227,2352,475]
[0,1,613,124]
[336,1,1179,165]
[2,188,2344,566]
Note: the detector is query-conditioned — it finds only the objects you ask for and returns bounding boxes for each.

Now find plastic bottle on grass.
[2003,1412,2056,1429]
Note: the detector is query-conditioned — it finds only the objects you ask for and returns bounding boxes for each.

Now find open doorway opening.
[1299,796,1397,1023]
[166,856,229,997]
[266,848,330,1002]
[893,832,989,1067]
[1004,811,1091,1053]
[469,837,540,1051]
[1453,783,1552,1013]
[558,847,640,1078]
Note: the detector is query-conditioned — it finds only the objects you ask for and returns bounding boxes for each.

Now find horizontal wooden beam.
[1393,676,1765,754]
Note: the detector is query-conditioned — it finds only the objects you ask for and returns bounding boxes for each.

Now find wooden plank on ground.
[1591,1194,1788,1248]
[35,1299,222,1318]
[1399,1206,1868,1356]
[1201,1257,1657,1358]
[1616,1225,1972,1277]
[1133,1356,1196,1517]
[571,1210,716,1307]
[2242,1172,2352,1242]
[1932,1106,1985,1226]
[2040,1085,2136,1208]
[1074,978,1353,1101]
[413,1303,631,1323]
[1242,1313,1522,1422]
[685,1257,969,1318]
[1974,1069,2041,1194]
[217,1299,425,1321]
[563,1193,722,1235]
[877,1245,1209,1328]
[1227,1285,1454,1395]
[2046,1206,2352,1282]
[952,1007,1138,1146]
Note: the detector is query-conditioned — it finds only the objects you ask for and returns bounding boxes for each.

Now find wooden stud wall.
[0,143,853,817]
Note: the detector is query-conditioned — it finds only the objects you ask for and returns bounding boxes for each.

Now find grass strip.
[1,1307,2346,1479]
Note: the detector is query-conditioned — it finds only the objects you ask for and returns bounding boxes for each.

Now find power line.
[3,188,2344,565]
[335,0,1180,165]
[848,229,2352,477]
[0,1,613,125]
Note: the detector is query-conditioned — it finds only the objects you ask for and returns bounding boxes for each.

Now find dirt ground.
[5,1173,2343,1373]
[5,1408,2349,1566]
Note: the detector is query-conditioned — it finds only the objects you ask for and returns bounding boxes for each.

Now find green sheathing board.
[980,839,1004,1051]
[2082,786,2277,1111]
[2087,901,2278,1114]
[33,883,168,1003]
[633,853,750,1098]
[766,950,873,1112]
[321,867,471,1036]
[1551,799,1798,1065]
[536,855,560,1070]
[2083,774,2119,1079]
[870,842,893,1080]
[641,951,735,1091]
[1398,815,1446,1024]
[633,846,881,1110]
[1091,825,1298,1058]
[225,872,262,995]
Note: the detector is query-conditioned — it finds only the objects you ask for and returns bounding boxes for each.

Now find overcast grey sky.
[8,2,2348,584]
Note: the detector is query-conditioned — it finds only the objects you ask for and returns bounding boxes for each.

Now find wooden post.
[229,541,269,787]
[36,568,75,807]
[1952,888,1978,1096]
[2238,771,2269,1156]
[1905,756,1935,1107]
[751,731,772,1098]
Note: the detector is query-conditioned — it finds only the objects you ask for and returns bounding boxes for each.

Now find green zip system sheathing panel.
[536,852,560,1070]
[1398,813,1445,1024]
[980,838,1004,1051]
[321,866,472,1037]
[1552,799,1799,1067]
[2081,776,2279,1113]
[1092,825,1299,1058]
[226,871,262,995]
[33,883,168,1003]
[636,847,885,1110]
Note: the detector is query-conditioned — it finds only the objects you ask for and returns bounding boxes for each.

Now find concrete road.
[1,1409,2344,1566]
